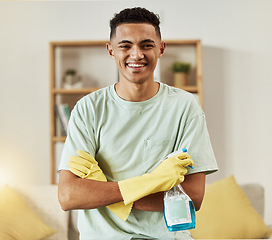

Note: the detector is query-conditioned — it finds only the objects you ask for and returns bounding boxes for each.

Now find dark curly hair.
[110,7,161,40]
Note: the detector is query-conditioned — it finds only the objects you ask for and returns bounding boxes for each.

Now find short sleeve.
[180,113,218,175]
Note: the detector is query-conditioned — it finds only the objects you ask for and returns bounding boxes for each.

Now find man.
[58,7,218,240]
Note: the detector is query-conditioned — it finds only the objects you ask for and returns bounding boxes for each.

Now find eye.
[119,45,131,49]
[143,44,154,49]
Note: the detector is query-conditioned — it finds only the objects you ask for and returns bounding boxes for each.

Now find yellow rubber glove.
[118,152,194,205]
[68,150,133,221]
[68,151,107,181]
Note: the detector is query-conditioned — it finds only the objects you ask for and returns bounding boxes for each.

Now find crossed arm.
[58,170,205,212]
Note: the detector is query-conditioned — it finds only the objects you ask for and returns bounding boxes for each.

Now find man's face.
[107,23,165,85]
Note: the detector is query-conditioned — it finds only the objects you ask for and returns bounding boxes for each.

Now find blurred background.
[0,0,271,225]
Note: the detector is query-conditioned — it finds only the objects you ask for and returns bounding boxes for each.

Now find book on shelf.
[55,103,71,136]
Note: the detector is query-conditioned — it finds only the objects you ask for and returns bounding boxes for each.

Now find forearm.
[133,192,164,212]
[58,170,123,211]
[181,172,206,211]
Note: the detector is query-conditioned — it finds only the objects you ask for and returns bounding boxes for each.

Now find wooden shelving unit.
[49,39,203,184]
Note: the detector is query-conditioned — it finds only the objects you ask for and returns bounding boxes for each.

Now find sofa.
[1,177,271,240]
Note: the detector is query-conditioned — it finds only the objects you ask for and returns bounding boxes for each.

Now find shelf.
[176,85,198,93]
[165,39,201,46]
[53,136,66,142]
[50,40,108,47]
[52,86,197,94]
[52,87,101,94]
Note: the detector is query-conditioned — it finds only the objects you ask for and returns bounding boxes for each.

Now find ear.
[106,43,115,59]
[158,41,166,58]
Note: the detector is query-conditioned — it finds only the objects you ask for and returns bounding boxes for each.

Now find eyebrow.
[117,39,155,45]
[141,39,155,44]
[118,40,133,45]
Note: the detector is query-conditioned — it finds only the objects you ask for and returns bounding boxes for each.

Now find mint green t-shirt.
[59,82,218,240]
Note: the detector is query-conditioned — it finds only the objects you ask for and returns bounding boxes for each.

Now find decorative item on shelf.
[170,62,191,88]
[55,103,70,136]
[63,69,83,89]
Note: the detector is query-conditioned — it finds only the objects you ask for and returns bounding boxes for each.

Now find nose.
[130,46,144,60]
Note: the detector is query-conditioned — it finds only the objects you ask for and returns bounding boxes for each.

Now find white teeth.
[127,63,145,67]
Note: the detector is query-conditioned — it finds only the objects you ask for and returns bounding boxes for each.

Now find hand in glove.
[118,152,194,205]
[68,150,133,221]
[68,150,106,181]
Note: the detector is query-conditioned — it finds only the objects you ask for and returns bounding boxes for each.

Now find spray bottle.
[163,148,196,231]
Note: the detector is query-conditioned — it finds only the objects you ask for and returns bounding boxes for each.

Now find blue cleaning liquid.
[164,196,196,231]
[163,148,196,232]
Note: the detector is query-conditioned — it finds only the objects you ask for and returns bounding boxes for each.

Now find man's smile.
[126,62,147,68]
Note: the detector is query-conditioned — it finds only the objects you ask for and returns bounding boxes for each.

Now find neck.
[115,80,159,102]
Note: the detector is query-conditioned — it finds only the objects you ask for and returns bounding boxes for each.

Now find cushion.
[190,175,271,239]
[0,185,56,240]
[13,184,69,240]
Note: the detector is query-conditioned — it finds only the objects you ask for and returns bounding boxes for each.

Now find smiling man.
[58,7,218,240]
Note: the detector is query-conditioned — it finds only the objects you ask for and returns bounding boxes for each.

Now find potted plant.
[63,69,82,89]
[170,62,191,87]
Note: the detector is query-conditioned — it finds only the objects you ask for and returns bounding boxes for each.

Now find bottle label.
[164,198,192,226]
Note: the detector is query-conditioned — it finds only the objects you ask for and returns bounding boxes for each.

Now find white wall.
[0,0,271,224]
